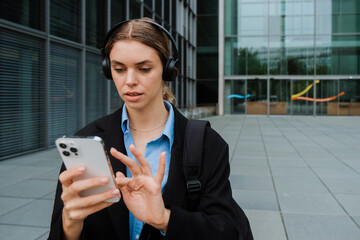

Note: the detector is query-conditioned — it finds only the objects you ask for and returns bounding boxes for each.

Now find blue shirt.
[121,101,175,240]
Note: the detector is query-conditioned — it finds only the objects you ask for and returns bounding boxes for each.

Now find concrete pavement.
[0,115,360,239]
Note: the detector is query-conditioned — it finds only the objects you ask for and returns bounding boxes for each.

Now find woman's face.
[109,40,164,111]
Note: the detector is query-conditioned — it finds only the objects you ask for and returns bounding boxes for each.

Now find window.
[49,43,81,145]
[86,53,107,124]
[50,0,81,42]
[0,0,45,31]
[0,28,45,160]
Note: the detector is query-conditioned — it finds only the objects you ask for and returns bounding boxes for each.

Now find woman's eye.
[114,68,124,73]
[140,68,151,73]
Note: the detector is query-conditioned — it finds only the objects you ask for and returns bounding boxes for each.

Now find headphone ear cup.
[163,57,179,82]
[102,52,113,80]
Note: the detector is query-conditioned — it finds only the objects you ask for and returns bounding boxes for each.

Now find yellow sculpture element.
[291,80,320,100]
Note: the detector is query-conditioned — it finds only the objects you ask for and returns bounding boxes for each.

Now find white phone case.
[55,136,120,202]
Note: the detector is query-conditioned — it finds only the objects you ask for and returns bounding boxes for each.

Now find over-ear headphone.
[101,19,179,82]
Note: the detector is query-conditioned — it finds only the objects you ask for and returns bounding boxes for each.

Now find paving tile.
[244,210,287,240]
[268,158,308,167]
[32,168,60,181]
[322,178,360,195]
[0,199,53,228]
[0,197,34,216]
[35,232,50,240]
[230,165,271,176]
[278,192,346,215]
[230,157,268,166]
[313,167,360,180]
[273,176,329,194]
[0,225,48,240]
[41,191,56,200]
[335,194,360,216]
[0,179,57,198]
[0,176,23,190]
[270,167,317,178]
[353,216,360,226]
[283,213,360,240]
[230,175,274,191]
[0,166,55,181]
[233,189,279,211]
[306,159,348,169]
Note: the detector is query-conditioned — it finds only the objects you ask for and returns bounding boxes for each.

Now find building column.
[218,0,225,115]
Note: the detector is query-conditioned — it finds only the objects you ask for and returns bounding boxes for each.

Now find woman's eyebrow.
[135,60,154,66]
[110,60,125,66]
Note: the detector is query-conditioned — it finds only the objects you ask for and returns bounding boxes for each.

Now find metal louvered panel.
[0,28,46,160]
[49,42,81,146]
[85,52,107,124]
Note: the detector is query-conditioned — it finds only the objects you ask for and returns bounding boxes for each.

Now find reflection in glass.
[86,0,106,48]
[225,80,246,114]
[0,29,45,159]
[225,37,267,75]
[316,80,339,115]
[247,79,267,114]
[316,35,360,75]
[49,43,81,145]
[291,80,314,115]
[0,0,44,31]
[50,0,81,42]
[130,0,141,19]
[111,0,126,27]
[269,35,314,75]
[86,53,107,124]
[339,79,360,116]
[270,79,290,115]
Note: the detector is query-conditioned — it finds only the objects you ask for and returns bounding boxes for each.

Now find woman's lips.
[124,92,143,101]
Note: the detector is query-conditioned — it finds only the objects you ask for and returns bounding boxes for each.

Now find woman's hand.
[111,145,171,233]
[59,167,120,240]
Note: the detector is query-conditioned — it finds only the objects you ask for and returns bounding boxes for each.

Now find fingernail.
[112,189,120,195]
[100,177,108,184]
[78,167,85,172]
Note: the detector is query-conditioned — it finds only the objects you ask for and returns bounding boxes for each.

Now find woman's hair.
[105,18,176,105]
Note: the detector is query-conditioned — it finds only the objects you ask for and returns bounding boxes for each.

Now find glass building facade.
[214,0,360,115]
[0,0,197,160]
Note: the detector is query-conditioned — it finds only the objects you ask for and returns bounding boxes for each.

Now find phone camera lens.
[70,147,78,153]
[59,143,67,149]
[62,151,70,156]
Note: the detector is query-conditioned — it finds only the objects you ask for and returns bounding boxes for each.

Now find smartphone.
[55,136,120,202]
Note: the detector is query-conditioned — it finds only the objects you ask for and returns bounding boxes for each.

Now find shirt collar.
[121,101,174,146]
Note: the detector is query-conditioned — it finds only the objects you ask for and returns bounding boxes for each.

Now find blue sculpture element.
[227,94,251,99]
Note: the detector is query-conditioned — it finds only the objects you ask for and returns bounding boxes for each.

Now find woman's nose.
[125,69,137,85]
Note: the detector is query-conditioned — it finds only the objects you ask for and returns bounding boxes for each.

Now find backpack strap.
[183,119,210,211]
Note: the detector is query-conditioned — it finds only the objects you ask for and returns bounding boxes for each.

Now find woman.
[48,18,252,240]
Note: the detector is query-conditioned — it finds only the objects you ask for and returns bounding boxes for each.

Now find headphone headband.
[101,19,179,81]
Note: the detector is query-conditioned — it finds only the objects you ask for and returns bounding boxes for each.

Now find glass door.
[339,79,360,116]
[270,79,291,115]
[316,79,340,115]
[247,79,268,114]
[291,79,314,115]
[225,79,246,114]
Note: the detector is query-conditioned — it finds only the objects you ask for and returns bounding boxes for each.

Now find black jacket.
[48,106,253,240]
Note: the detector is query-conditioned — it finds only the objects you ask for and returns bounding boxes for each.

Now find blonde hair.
[105,18,177,105]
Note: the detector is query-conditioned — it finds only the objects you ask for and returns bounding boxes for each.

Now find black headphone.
[101,19,179,82]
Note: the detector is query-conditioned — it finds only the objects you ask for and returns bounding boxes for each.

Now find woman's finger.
[64,188,119,211]
[110,148,142,176]
[59,166,86,187]
[115,171,131,187]
[128,144,152,176]
[68,176,112,195]
[154,152,166,186]
[65,201,114,222]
